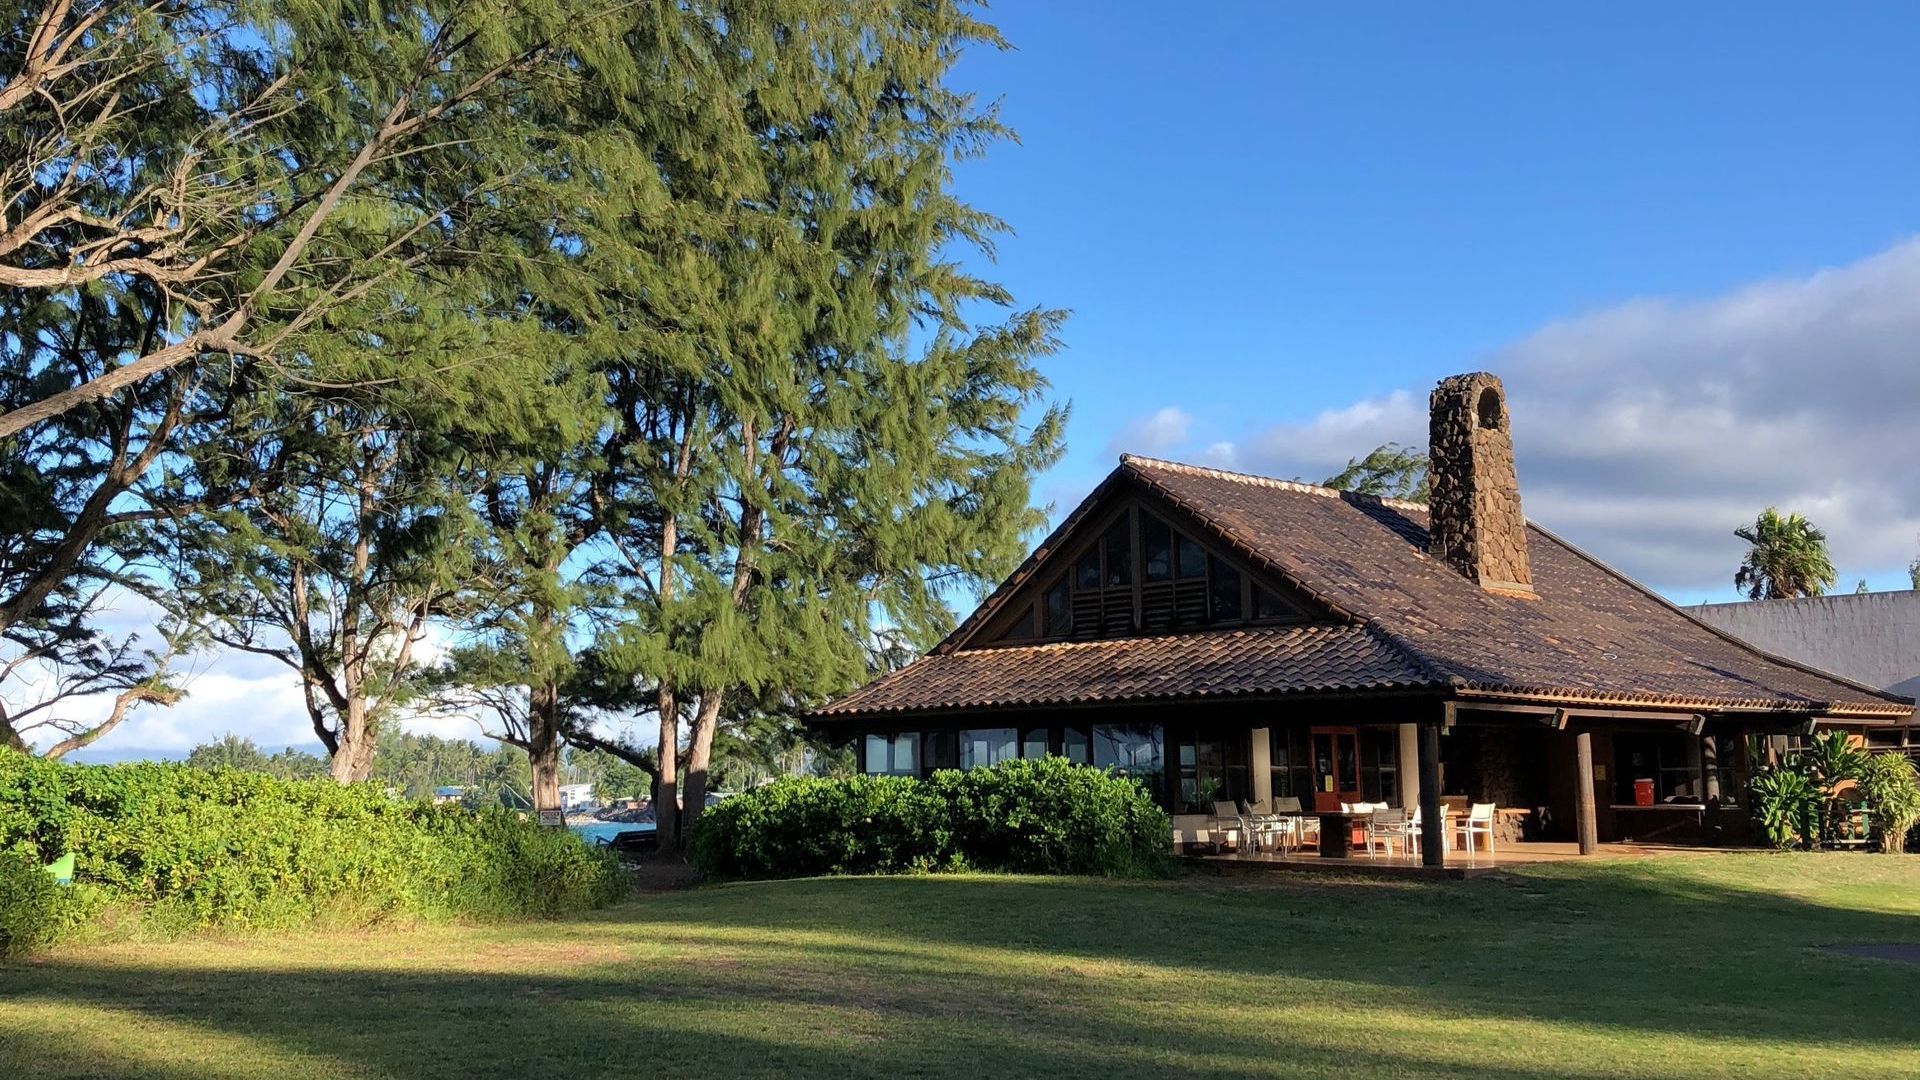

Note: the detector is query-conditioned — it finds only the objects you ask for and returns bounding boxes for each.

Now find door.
[1309,726,1364,812]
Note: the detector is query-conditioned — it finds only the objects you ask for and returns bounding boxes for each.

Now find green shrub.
[689,757,1171,880]
[0,849,64,958]
[1748,764,1821,850]
[1860,754,1920,854]
[0,751,627,956]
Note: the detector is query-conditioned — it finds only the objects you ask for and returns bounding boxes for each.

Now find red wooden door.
[1309,727,1364,812]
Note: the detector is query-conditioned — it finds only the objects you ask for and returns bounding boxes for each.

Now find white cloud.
[1103,406,1192,459]
[1221,238,1920,595]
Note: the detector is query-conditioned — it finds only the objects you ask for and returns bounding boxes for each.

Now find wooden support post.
[1574,730,1598,855]
[1419,720,1444,867]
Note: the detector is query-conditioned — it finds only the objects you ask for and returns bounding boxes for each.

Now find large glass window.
[1175,533,1207,579]
[959,728,1017,769]
[1142,515,1173,582]
[1101,520,1132,587]
[1209,557,1243,622]
[1253,584,1290,621]
[1021,727,1050,760]
[1061,725,1092,765]
[1094,723,1163,781]
[1269,728,1312,800]
[864,732,920,776]
[1359,728,1399,804]
[1176,729,1248,814]
[1075,548,1100,589]
[1614,733,1732,804]
[1045,578,1072,637]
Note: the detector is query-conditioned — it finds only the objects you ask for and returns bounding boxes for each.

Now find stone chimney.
[1427,372,1533,595]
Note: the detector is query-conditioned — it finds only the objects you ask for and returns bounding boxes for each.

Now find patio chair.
[1456,802,1497,857]
[1274,796,1314,851]
[1207,800,1246,852]
[1407,806,1449,856]
[1243,798,1288,853]
[1365,808,1409,857]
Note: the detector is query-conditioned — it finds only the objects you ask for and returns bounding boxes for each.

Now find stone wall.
[1427,372,1533,592]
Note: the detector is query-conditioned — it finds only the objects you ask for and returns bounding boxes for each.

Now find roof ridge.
[1118,454,1430,512]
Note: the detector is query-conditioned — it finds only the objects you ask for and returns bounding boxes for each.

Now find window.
[1045,578,1071,637]
[1061,725,1092,765]
[1359,728,1399,804]
[864,732,920,776]
[1075,548,1100,589]
[1101,520,1132,587]
[1253,584,1291,621]
[959,728,1016,769]
[1003,604,1035,640]
[1269,727,1312,800]
[1142,515,1173,581]
[1094,723,1163,781]
[924,730,956,773]
[1021,727,1050,760]
[1614,733,1735,804]
[1175,532,1207,579]
[1209,557,1242,622]
[1176,729,1248,814]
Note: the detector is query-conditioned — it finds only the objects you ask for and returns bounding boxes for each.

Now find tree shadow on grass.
[3,858,1918,1080]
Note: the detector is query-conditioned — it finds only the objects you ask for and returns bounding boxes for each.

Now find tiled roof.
[818,455,1914,723]
[1120,456,1911,717]
[815,625,1432,716]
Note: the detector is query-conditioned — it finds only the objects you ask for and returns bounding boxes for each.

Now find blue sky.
[948,4,1920,602]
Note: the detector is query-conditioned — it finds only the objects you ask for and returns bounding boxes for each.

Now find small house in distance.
[810,373,1914,862]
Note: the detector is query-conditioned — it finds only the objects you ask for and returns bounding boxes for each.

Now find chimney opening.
[1476,387,1504,431]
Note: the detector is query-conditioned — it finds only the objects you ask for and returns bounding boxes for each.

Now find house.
[432,786,468,805]
[1689,590,1920,763]
[811,373,1914,863]
[558,783,595,811]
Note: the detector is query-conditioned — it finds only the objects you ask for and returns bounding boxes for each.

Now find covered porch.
[839,693,1792,868]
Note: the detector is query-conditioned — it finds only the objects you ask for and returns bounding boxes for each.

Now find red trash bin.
[1633,778,1655,806]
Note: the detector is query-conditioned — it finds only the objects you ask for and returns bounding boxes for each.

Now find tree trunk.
[328,698,377,783]
[654,686,679,848]
[528,679,563,819]
[681,690,725,840]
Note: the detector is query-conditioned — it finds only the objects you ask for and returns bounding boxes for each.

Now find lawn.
[3,853,1919,1079]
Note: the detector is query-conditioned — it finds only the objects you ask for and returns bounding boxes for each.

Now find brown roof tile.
[815,625,1432,717]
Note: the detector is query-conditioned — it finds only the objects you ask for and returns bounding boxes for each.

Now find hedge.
[0,751,627,955]
[688,756,1173,879]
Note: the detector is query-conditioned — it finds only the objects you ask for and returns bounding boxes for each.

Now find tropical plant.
[1748,764,1821,849]
[1800,730,1870,843]
[1859,754,1920,853]
[1733,508,1838,600]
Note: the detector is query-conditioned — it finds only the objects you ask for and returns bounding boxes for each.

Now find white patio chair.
[1456,802,1497,857]
[1407,806,1450,856]
[1207,800,1245,852]
[1365,808,1409,857]
[1243,798,1287,853]
[1273,796,1313,851]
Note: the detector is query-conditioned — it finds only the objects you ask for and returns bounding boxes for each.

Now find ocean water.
[569,821,655,845]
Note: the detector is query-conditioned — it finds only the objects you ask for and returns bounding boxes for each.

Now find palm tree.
[1734,508,1838,600]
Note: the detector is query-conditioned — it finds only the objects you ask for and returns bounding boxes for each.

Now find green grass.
[4,853,1920,1078]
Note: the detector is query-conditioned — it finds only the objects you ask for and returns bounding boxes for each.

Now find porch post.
[1418,720,1443,867]
[1574,730,1598,855]
[1397,723,1421,809]
[1250,727,1273,807]
[1700,735,1721,803]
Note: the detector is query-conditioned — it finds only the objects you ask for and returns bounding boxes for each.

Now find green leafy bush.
[0,849,63,958]
[689,757,1171,880]
[1748,763,1821,850]
[1860,754,1920,854]
[0,751,627,955]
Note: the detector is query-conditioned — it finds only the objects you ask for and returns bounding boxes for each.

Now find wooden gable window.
[982,503,1314,646]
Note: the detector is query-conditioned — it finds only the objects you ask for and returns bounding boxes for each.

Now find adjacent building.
[810,373,1913,861]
